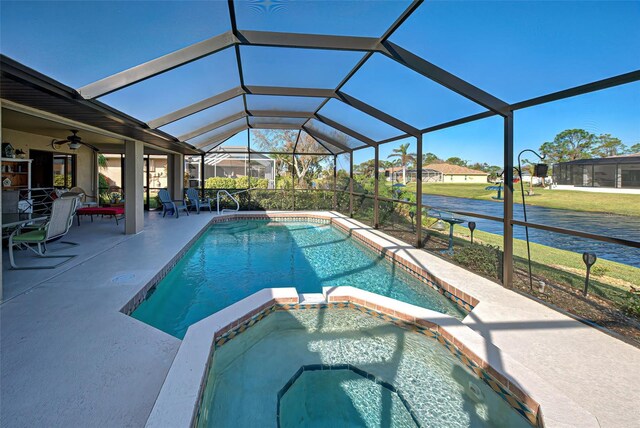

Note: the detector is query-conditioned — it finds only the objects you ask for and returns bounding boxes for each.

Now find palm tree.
[387,143,416,184]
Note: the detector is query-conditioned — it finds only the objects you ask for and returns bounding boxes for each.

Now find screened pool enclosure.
[1,0,639,290]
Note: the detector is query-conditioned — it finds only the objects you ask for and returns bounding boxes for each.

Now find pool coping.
[145,286,598,428]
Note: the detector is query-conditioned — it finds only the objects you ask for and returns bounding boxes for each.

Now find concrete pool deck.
[1,211,639,427]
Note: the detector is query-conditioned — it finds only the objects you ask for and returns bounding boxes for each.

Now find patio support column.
[333,155,337,211]
[503,112,514,287]
[349,152,354,217]
[171,154,184,200]
[374,145,379,228]
[124,140,144,235]
[415,134,423,248]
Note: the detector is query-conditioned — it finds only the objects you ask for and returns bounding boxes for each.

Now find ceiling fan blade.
[53,139,70,144]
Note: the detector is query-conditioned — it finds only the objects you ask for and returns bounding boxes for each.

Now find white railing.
[215,188,262,214]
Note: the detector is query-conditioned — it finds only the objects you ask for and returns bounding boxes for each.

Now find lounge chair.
[158,189,189,218]
[8,197,78,269]
[185,188,212,214]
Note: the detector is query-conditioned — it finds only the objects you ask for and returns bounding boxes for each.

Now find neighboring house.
[185,146,276,189]
[553,153,640,189]
[384,163,488,183]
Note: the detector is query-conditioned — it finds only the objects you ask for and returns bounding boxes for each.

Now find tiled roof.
[424,163,488,175]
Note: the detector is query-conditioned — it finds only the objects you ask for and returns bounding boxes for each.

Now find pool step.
[298,293,327,305]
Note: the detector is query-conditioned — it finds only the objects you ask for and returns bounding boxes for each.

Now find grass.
[398,182,640,217]
[448,225,640,301]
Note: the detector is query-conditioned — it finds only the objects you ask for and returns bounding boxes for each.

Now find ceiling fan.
[51,130,99,152]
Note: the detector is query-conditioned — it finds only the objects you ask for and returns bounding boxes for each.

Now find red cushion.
[77,207,124,216]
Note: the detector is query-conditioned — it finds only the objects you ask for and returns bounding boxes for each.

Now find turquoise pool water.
[197,309,531,427]
[132,221,465,338]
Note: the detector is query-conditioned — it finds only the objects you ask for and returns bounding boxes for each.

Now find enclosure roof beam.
[236,30,382,52]
[193,125,247,149]
[244,85,336,98]
[250,123,301,130]
[306,133,338,156]
[314,113,377,147]
[292,130,302,155]
[335,91,420,136]
[379,40,509,115]
[204,134,235,153]
[78,31,237,99]
[178,111,247,141]
[147,87,245,129]
[296,1,423,140]
[302,126,354,154]
[227,0,252,131]
[248,110,313,118]
[511,69,640,111]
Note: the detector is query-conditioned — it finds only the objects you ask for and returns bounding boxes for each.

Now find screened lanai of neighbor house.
[1,1,639,428]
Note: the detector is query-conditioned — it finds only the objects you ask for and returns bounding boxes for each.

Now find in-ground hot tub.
[196,305,534,428]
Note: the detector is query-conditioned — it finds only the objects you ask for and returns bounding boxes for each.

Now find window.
[53,154,76,188]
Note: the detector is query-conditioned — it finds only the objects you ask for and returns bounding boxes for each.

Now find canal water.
[421,194,640,267]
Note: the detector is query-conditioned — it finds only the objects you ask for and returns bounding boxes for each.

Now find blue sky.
[1,1,638,166]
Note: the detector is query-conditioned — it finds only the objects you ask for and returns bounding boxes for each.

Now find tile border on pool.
[212,299,539,427]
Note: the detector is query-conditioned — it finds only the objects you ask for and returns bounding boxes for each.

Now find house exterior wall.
[443,174,488,183]
[1,128,95,193]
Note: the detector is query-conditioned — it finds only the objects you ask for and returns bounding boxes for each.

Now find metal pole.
[333,155,337,211]
[349,151,354,217]
[247,130,251,209]
[200,153,205,200]
[291,153,295,211]
[415,134,423,248]
[374,145,379,228]
[503,113,514,287]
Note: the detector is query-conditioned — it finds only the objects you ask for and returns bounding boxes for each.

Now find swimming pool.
[132,220,465,338]
[196,308,531,427]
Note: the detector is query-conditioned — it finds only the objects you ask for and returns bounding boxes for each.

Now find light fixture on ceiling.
[51,130,99,152]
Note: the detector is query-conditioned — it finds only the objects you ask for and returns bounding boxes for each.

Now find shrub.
[621,291,640,318]
[452,242,502,280]
[205,177,236,189]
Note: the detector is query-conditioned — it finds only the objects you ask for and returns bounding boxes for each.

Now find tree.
[539,129,597,163]
[628,143,640,154]
[445,157,468,167]
[355,159,376,177]
[387,143,416,184]
[251,130,328,188]
[592,134,627,158]
[423,152,441,165]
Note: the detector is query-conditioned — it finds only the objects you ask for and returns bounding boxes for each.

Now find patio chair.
[8,197,79,269]
[69,186,98,207]
[185,188,212,214]
[158,189,189,218]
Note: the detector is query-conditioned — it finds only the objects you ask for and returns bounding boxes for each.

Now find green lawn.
[399,182,640,217]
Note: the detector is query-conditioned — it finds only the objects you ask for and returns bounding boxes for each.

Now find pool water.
[196,309,531,428]
[280,369,418,428]
[132,221,465,338]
